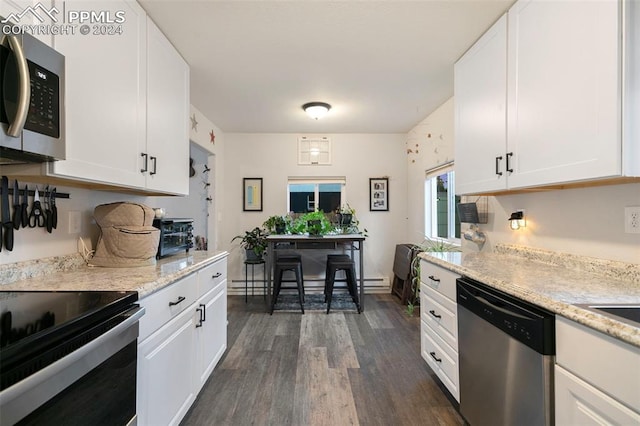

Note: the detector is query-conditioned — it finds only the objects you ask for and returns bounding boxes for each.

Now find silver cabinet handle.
[4,35,30,137]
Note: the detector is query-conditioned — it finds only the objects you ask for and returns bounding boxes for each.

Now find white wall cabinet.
[49,0,147,190]
[419,260,460,401]
[454,14,508,195]
[145,17,190,195]
[555,317,640,425]
[455,0,639,195]
[43,3,190,195]
[137,256,228,426]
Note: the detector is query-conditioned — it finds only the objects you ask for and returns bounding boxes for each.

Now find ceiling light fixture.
[302,102,331,120]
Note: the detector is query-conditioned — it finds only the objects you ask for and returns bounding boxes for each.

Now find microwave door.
[20,34,64,160]
[0,32,30,151]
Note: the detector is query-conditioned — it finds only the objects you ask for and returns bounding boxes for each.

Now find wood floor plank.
[180,294,464,426]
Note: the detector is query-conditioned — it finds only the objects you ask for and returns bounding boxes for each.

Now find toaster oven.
[153,218,193,258]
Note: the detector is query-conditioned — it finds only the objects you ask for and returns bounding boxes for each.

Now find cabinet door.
[145,17,189,195]
[454,14,508,195]
[138,306,197,426]
[194,281,227,391]
[507,0,620,189]
[50,0,146,189]
[555,366,640,426]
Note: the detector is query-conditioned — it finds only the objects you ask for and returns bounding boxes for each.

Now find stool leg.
[251,264,255,298]
[326,267,336,314]
[271,267,283,314]
[296,265,305,314]
[346,268,361,313]
[245,263,248,303]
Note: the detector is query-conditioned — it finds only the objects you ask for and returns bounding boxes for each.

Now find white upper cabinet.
[49,0,147,189]
[454,14,507,195]
[145,17,190,195]
[455,0,639,195]
[506,0,621,189]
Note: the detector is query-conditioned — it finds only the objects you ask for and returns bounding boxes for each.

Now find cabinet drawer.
[420,260,459,301]
[421,319,459,402]
[139,273,198,341]
[198,258,227,297]
[556,317,640,411]
[420,283,458,350]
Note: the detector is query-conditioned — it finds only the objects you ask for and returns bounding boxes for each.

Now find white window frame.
[424,164,460,244]
[287,177,346,213]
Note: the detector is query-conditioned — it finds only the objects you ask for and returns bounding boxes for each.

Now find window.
[425,166,460,242]
[288,178,345,213]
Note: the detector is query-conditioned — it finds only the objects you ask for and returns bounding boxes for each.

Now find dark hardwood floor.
[180,294,464,426]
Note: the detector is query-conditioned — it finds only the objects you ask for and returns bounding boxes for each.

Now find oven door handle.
[4,35,31,137]
[0,306,145,412]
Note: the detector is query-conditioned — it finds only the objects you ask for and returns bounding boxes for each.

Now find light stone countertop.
[0,250,228,299]
[419,246,640,348]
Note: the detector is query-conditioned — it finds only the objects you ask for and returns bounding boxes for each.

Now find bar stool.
[324,254,351,300]
[271,254,305,314]
[325,256,360,314]
[244,259,266,303]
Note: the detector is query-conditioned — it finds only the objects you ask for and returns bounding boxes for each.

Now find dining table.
[265,233,366,312]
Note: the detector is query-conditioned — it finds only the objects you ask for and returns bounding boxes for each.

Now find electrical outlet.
[69,211,81,234]
[624,206,640,234]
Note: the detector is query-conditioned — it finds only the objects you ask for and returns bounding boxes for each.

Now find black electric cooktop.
[0,291,138,390]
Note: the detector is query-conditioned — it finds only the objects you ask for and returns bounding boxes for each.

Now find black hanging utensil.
[51,188,57,229]
[44,186,52,233]
[21,184,29,228]
[13,180,21,230]
[1,176,13,251]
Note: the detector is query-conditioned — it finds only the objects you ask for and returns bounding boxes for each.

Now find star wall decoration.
[209,130,215,144]
[190,113,199,131]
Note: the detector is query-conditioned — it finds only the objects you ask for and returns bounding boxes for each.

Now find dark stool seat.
[325,256,360,314]
[271,256,305,314]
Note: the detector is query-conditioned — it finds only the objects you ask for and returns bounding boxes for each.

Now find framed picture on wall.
[243,178,263,211]
[370,178,389,211]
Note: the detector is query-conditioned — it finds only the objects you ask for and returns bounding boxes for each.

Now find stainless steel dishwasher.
[457,277,555,426]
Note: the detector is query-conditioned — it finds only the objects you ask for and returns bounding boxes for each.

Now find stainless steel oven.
[0,19,65,163]
[0,291,144,425]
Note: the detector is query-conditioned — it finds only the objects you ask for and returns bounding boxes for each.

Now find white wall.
[406,98,455,243]
[406,98,640,264]
[221,133,408,287]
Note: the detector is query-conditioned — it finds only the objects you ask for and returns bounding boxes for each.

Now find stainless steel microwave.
[0,21,65,163]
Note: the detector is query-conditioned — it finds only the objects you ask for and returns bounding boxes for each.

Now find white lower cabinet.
[194,280,227,392]
[555,317,640,425]
[555,366,640,426]
[137,256,228,426]
[419,260,460,401]
[138,305,198,426]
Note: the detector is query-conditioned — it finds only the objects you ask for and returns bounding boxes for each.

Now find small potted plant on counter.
[231,226,268,261]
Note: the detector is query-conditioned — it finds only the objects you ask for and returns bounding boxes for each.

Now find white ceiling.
[140,0,513,134]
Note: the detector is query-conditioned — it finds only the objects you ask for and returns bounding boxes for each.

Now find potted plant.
[263,215,289,234]
[231,227,268,261]
[335,204,356,227]
[406,238,461,316]
[290,211,334,236]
